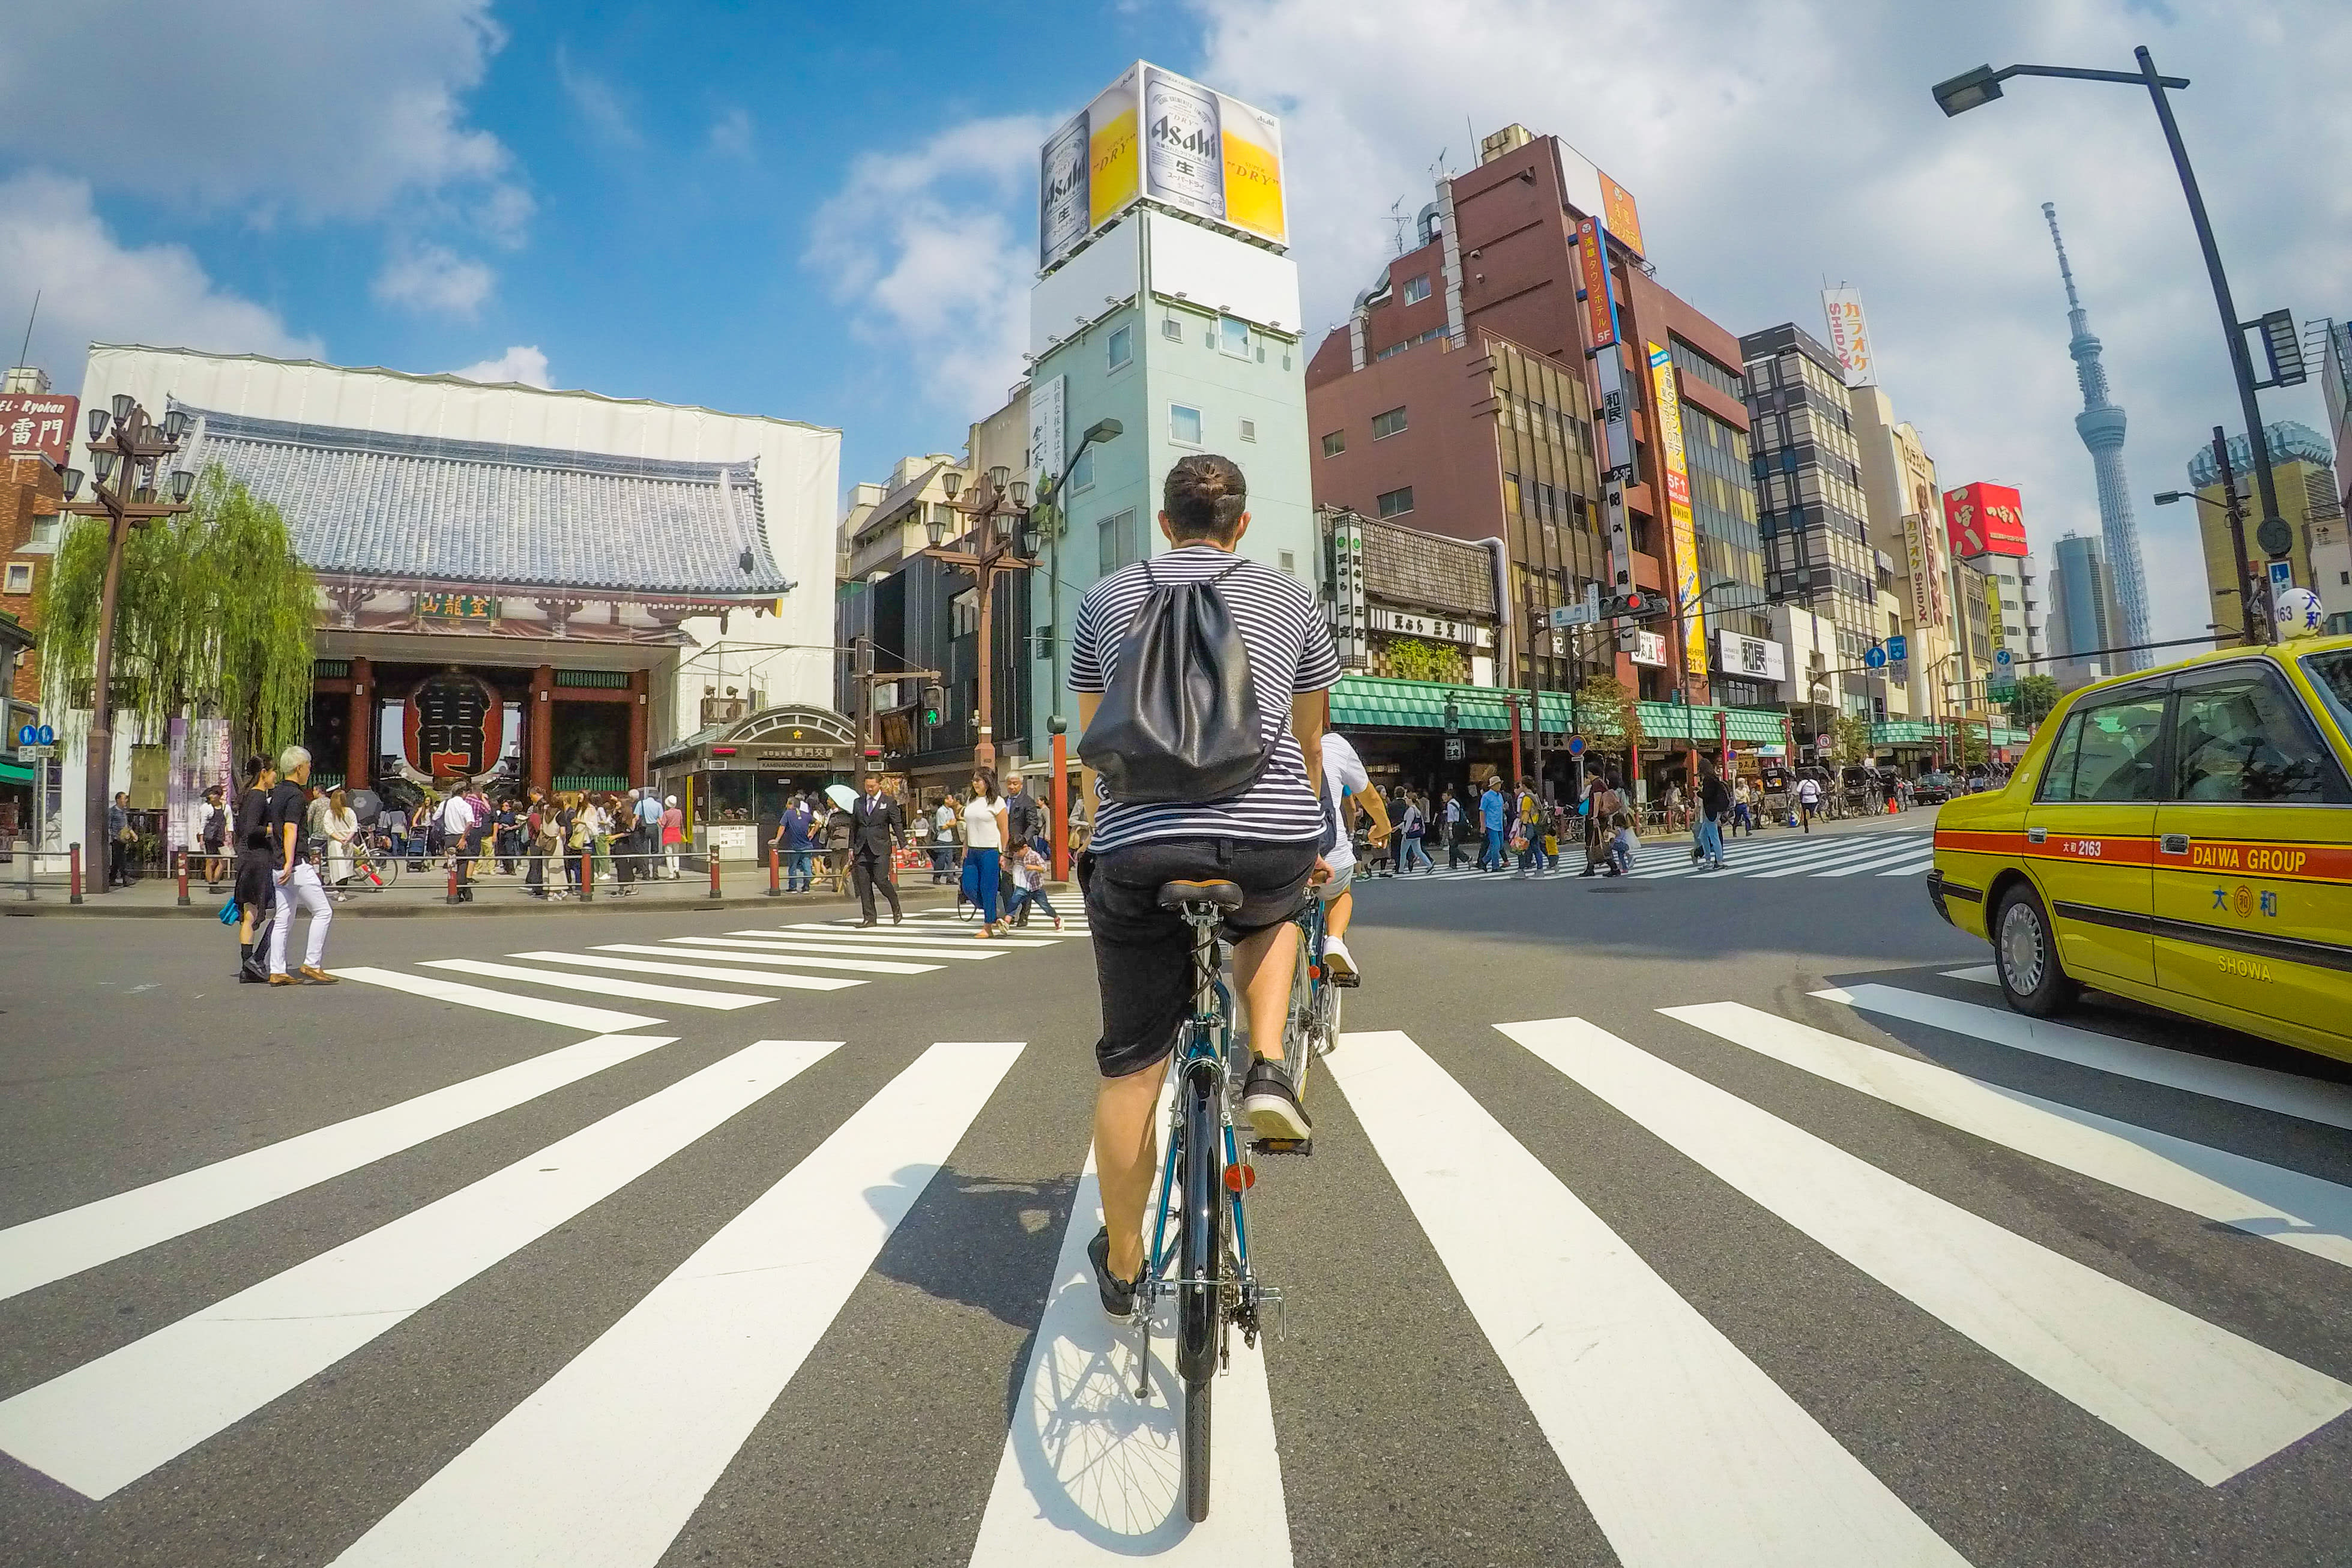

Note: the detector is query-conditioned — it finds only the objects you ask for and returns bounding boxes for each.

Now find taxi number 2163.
[2061,839,2102,858]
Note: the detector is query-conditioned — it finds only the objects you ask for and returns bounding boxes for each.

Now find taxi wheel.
[1993,882,2078,1018]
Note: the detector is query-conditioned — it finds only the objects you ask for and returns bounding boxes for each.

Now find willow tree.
[38,465,315,763]
[1572,674,1644,784]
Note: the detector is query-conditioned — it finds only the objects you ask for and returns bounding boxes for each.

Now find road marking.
[1818,985,2352,1133]
[421,959,774,1011]
[0,1041,839,1501]
[337,967,662,1033]
[714,932,1019,960]
[782,923,1067,948]
[1813,843,1949,878]
[1943,966,2000,986]
[600,941,937,976]
[968,1125,1289,1562]
[329,1041,1023,1568]
[1872,852,1940,876]
[1323,1028,1968,1567]
[505,951,860,992]
[1750,839,1936,879]
[1505,1015,2352,1485]
[1663,1002,2352,1271]
[1652,836,1917,881]
[0,1035,676,1304]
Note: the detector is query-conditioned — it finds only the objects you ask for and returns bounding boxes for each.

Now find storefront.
[650,705,857,861]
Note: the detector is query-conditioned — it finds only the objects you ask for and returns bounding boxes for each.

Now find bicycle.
[348,839,400,891]
[1281,887,1343,1107]
[1132,878,1282,1525]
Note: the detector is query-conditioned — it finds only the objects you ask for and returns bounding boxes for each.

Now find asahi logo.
[1143,68,1222,211]
[1149,115,1214,157]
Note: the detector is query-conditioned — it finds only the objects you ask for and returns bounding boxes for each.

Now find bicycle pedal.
[1252,1136,1312,1157]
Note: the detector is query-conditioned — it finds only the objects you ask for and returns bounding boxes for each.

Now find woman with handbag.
[960,770,1011,937]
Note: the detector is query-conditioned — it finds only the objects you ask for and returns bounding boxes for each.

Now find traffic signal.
[921,684,943,726]
[1606,590,1667,620]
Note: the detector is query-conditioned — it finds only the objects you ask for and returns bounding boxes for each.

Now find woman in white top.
[960,769,1011,936]
[322,787,359,899]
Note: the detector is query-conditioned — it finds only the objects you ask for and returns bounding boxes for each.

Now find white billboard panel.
[1821,287,1875,386]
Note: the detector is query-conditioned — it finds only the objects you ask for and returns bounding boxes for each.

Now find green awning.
[1329,675,1791,745]
[0,759,34,785]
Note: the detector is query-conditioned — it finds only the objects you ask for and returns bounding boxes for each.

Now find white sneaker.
[1322,933,1360,988]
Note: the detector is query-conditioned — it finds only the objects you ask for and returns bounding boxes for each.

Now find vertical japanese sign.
[1647,343,1707,681]
[1820,288,1875,386]
[0,393,80,466]
[1578,212,1636,642]
[1329,514,1368,668]
[1028,373,1066,501]
[1597,170,1645,257]
[1901,511,1935,631]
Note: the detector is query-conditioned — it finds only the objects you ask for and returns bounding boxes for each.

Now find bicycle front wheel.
[1177,1058,1223,1522]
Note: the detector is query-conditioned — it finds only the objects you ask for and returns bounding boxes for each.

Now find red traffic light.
[1623,591,1645,613]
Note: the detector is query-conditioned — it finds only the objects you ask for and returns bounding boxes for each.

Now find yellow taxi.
[1928,632,2352,1064]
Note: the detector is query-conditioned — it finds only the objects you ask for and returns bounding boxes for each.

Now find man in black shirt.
[1696,759,1731,872]
[231,756,277,981]
[265,746,337,985]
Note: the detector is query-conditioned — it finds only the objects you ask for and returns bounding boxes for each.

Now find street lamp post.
[1030,418,1122,881]
[59,396,196,894]
[2153,423,2264,645]
[920,467,1032,779]
[1933,47,2296,632]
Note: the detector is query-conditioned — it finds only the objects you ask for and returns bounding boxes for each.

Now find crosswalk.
[336,914,1094,1032]
[4,968,2346,1561]
[1364,828,1938,885]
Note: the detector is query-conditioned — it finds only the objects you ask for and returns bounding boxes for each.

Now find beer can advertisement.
[1942,481,2028,558]
[1039,61,1286,274]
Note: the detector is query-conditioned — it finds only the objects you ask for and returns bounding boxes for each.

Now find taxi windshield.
[2303,650,2352,745]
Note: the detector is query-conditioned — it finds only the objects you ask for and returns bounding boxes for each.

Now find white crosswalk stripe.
[11,962,2347,1551]
[339,966,664,1033]
[421,957,777,1010]
[1355,831,1941,884]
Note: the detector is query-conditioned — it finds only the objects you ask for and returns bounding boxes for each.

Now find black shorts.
[233,852,275,912]
[1079,837,1320,1079]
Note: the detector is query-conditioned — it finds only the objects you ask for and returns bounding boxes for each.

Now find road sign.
[37,724,53,746]
[1863,647,1887,671]
[1886,634,1908,663]
[20,744,53,759]
[1549,602,1597,630]
[1443,737,1465,761]
[1994,647,2012,666]
[1566,735,1585,756]
[2257,517,2293,557]
[14,725,31,747]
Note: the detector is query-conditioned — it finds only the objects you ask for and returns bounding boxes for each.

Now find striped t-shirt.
[1070,543,1342,853]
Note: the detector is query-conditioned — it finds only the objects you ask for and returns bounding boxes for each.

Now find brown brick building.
[2,442,63,708]
[1307,124,1767,725]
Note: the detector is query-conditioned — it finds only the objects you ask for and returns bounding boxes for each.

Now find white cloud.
[0,0,520,229]
[804,114,1052,418]
[708,107,756,160]
[0,172,321,378]
[450,345,551,387]
[1186,0,2352,644]
[558,44,643,148]
[373,242,496,316]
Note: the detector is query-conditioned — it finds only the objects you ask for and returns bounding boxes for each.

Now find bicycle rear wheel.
[1177,1058,1222,1522]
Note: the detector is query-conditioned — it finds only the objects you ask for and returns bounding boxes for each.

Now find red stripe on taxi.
[1935,828,2352,884]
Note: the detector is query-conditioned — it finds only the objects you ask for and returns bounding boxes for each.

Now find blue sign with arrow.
[1886,634,1908,663]
[1863,647,1888,670]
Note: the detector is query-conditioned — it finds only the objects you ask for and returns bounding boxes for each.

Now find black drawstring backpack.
[1081,558,1273,803]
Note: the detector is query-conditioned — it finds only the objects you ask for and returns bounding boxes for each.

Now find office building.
[2186,420,2344,638]
[1847,382,1968,723]
[2321,318,2351,515]
[2046,530,2120,688]
[2045,202,2152,669]
[1738,323,1880,683]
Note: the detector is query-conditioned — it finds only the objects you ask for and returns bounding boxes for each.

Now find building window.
[1376,486,1415,518]
[1239,418,1257,442]
[1320,430,1346,457]
[24,513,60,552]
[1099,508,1144,571]
[1401,274,1431,305]
[1169,403,1203,445]
[1279,550,1297,576]
[1162,317,1183,341]
[2,561,29,596]
[1107,325,1132,370]
[1069,448,1095,492]
[1372,406,1408,440]
[1219,316,1252,358]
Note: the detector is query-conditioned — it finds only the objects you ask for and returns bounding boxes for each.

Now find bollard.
[446,857,460,905]
[69,842,83,904]
[708,849,722,900]
[177,849,191,906]
[580,849,594,902]
[766,848,781,897]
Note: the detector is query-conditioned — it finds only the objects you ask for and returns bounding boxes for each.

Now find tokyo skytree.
[2045,202,2152,669]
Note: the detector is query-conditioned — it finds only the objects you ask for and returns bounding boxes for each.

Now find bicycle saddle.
[1157,878,1244,911]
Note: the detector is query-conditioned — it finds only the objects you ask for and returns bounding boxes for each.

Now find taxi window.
[2303,650,2352,746]
[2173,663,2348,804]
[2038,692,2165,804]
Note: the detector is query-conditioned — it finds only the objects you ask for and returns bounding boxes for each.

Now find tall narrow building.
[2045,202,2151,670]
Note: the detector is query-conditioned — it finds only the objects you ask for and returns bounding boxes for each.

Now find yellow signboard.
[1647,343,1707,681]
[1040,61,1286,273]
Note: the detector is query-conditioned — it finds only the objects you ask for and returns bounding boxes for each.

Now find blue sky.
[2,1,2345,645]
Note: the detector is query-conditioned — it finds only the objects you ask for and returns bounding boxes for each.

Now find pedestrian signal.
[921,684,944,726]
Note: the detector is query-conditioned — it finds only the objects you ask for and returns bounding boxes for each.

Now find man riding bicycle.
[1070,454,1338,1316]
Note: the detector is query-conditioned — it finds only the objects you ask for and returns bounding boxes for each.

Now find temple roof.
[176,406,794,597]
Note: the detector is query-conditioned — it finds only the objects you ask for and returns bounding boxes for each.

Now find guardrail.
[6,843,85,902]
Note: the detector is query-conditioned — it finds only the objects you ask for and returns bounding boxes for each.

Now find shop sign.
[403,670,502,779]
[418,591,498,620]
[1369,606,1492,647]
[1,393,78,466]
[1444,737,1465,761]
[1715,629,1787,683]
[1331,516,1368,668]
[1647,342,1707,681]
[755,744,847,762]
[1629,629,1669,667]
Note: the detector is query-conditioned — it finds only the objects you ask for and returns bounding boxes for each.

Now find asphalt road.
[2,810,2348,1567]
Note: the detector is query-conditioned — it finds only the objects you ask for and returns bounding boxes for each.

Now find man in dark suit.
[849,773,905,926]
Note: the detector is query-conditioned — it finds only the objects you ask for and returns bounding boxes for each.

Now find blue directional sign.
[1886,634,1908,663]
[1994,647,2013,666]
[35,724,53,746]
[14,725,31,747]
[1863,647,1888,671]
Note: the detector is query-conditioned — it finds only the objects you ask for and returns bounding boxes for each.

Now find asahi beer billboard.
[1039,61,1288,273]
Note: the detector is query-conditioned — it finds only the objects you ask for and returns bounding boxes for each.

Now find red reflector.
[1307,965,1321,981]
[710,746,737,757]
[1224,1163,1256,1191]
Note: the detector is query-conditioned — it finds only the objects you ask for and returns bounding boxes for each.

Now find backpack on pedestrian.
[1079,557,1271,803]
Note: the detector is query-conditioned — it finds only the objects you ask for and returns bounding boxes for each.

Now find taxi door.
[2025,683,2167,985]
[2154,658,2352,1040]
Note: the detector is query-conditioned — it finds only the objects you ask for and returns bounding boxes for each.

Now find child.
[1006,841,1063,930]
[1606,811,1637,878]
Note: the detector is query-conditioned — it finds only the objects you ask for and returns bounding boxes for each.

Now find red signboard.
[403,671,504,780]
[1943,481,2027,558]
[0,392,79,467]
[1574,216,1615,351]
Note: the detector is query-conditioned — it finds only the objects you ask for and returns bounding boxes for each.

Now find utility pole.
[854,633,875,779]
[2210,425,2266,645]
